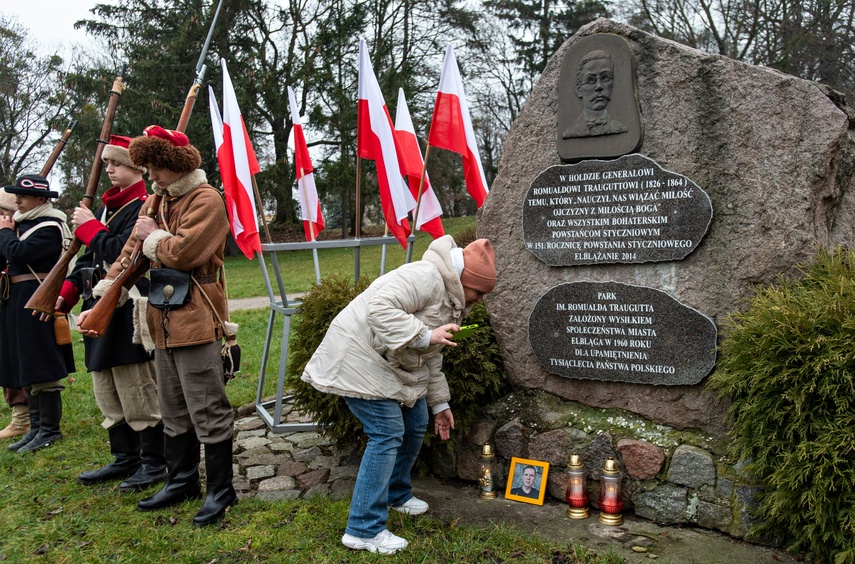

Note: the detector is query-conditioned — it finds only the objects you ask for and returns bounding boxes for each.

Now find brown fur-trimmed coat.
[99,169,229,349]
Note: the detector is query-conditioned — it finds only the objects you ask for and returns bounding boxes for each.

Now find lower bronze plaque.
[529,282,716,386]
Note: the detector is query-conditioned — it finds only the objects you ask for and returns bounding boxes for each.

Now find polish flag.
[208,59,261,259]
[394,88,444,240]
[357,38,416,248]
[428,45,489,207]
[288,86,324,241]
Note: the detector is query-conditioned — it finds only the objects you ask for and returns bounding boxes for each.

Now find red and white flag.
[357,38,416,248]
[428,45,489,207]
[394,88,444,240]
[288,86,324,241]
[208,59,261,259]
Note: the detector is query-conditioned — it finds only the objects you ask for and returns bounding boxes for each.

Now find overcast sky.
[3,2,100,54]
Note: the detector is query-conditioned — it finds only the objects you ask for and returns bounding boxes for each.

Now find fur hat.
[102,134,146,172]
[3,174,58,199]
[0,190,17,212]
[129,125,201,174]
[460,239,497,294]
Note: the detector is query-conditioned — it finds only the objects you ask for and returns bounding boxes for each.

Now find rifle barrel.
[78,2,225,335]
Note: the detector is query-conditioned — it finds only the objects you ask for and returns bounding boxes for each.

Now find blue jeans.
[344,396,428,537]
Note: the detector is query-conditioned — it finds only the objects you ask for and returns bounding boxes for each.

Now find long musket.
[39,120,78,177]
[79,0,225,337]
[26,69,127,315]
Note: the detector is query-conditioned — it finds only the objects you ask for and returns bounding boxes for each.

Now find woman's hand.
[431,323,461,347]
[434,409,455,441]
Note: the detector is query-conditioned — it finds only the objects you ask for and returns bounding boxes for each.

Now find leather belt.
[194,273,218,285]
[10,273,49,284]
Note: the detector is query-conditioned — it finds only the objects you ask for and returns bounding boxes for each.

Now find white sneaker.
[342,529,408,554]
[390,496,429,516]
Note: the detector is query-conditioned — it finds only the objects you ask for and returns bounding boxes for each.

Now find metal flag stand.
[253,234,415,433]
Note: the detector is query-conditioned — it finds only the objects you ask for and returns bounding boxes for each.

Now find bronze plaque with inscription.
[557,34,642,162]
[523,154,712,266]
[529,282,717,386]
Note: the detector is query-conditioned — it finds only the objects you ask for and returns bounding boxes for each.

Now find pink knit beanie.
[461,239,497,294]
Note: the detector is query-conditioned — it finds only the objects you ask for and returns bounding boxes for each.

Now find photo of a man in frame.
[510,464,541,499]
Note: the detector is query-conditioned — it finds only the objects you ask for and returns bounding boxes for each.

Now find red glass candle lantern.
[597,457,624,526]
[564,452,590,519]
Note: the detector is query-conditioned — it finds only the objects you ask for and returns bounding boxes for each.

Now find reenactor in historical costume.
[78,125,236,526]
[0,175,75,453]
[55,135,167,491]
[0,191,29,441]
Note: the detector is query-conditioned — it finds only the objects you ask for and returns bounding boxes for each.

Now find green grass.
[0,216,624,562]
[0,311,622,563]
[225,216,477,298]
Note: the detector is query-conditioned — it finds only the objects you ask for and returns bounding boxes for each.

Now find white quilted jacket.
[301,235,467,407]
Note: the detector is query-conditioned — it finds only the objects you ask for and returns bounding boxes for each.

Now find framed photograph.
[504,457,549,505]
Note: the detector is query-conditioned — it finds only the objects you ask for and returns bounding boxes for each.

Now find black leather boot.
[78,423,141,484]
[120,423,167,492]
[137,431,202,511]
[193,439,238,526]
[18,390,62,453]
[7,389,39,451]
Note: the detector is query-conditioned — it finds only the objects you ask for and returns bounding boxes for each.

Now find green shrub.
[286,275,510,461]
[287,274,371,445]
[709,246,855,563]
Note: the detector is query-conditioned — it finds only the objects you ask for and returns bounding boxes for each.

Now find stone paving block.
[292,446,323,462]
[304,483,331,498]
[235,447,271,461]
[237,436,273,451]
[268,441,293,453]
[307,455,338,470]
[235,416,267,431]
[256,490,301,502]
[258,475,297,491]
[236,429,268,440]
[329,465,358,481]
[246,465,276,481]
[278,461,307,477]
[297,468,330,490]
[243,453,290,466]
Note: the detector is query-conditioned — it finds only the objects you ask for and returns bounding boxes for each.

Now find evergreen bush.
[287,272,510,460]
[710,246,855,564]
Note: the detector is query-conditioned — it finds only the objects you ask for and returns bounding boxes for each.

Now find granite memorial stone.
[528,281,717,385]
[523,154,713,266]
[557,33,642,162]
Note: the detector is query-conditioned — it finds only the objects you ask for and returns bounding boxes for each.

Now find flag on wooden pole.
[208,59,261,259]
[428,45,489,207]
[357,38,415,248]
[288,86,324,241]
[394,88,444,239]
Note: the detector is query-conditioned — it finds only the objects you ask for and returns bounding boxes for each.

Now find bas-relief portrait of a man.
[556,33,641,162]
[562,50,628,139]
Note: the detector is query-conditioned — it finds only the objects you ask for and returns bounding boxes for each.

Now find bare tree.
[624,0,855,99]
[0,16,75,185]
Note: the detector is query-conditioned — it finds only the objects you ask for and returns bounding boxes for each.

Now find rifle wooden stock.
[39,121,77,177]
[79,248,151,337]
[26,73,125,315]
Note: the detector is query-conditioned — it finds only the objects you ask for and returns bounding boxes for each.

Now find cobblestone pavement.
[231,408,359,503]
